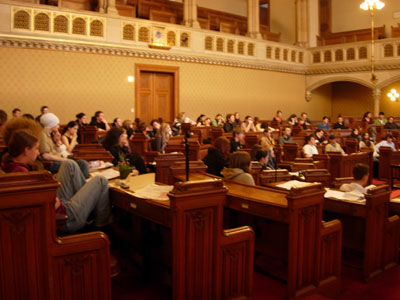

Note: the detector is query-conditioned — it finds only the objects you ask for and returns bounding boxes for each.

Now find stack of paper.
[276,180,316,190]
[133,184,173,201]
[91,168,120,180]
[324,189,365,202]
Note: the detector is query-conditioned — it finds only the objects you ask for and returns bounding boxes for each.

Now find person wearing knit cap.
[39,113,89,177]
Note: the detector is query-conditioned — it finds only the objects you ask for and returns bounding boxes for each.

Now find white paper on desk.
[91,168,120,180]
[276,180,316,190]
[134,184,173,201]
[289,172,300,177]
[89,161,114,170]
[324,189,365,202]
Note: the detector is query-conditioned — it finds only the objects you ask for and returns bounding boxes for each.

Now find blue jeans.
[49,159,90,178]
[56,160,111,233]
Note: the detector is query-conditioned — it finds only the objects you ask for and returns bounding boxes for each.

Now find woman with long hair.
[154,123,171,153]
[61,121,79,153]
[202,136,230,177]
[102,127,147,174]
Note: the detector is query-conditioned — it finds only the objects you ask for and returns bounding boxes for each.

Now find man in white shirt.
[375,134,397,153]
[302,135,318,158]
[340,163,370,195]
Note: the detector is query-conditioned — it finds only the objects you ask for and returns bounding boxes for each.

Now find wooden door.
[136,65,179,125]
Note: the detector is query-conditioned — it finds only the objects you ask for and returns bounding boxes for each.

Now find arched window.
[123,24,134,41]
[324,50,332,62]
[384,44,394,57]
[72,18,86,35]
[34,13,49,31]
[248,43,255,56]
[291,51,296,62]
[359,46,367,59]
[14,11,30,30]
[54,15,68,34]
[180,33,189,47]
[138,27,149,42]
[238,42,245,55]
[346,48,355,60]
[335,49,343,61]
[227,40,234,53]
[90,20,103,37]
[275,48,280,59]
[167,31,176,46]
[205,36,213,50]
[283,49,288,61]
[313,52,321,63]
[216,38,224,52]
[266,46,272,59]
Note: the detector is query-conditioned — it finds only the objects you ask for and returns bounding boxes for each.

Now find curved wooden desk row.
[0,171,111,300]
[172,172,342,300]
[110,173,254,300]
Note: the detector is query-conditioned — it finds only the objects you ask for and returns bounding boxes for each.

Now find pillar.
[373,88,381,117]
[247,0,261,39]
[183,0,200,28]
[106,0,119,15]
[295,0,309,47]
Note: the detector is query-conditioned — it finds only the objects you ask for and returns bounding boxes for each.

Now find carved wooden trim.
[2,209,33,234]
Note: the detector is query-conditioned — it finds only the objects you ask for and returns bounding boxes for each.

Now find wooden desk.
[175,173,342,299]
[324,185,400,282]
[110,174,254,300]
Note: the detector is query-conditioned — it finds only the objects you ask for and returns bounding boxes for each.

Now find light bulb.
[128,76,134,82]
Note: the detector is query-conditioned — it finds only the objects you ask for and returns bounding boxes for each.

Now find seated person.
[260,125,275,151]
[278,127,294,145]
[203,117,212,127]
[254,117,263,132]
[233,112,241,127]
[340,163,372,195]
[325,134,345,154]
[374,112,387,125]
[333,115,348,129]
[224,114,236,133]
[172,112,196,136]
[212,114,225,127]
[368,127,377,143]
[1,120,111,233]
[154,123,171,153]
[384,116,399,129]
[255,150,272,171]
[286,114,298,126]
[317,116,330,130]
[349,127,362,142]
[302,135,318,158]
[362,112,373,124]
[61,121,79,153]
[298,118,308,130]
[90,111,110,132]
[52,130,70,158]
[272,110,283,125]
[202,136,230,177]
[359,132,378,158]
[75,113,87,143]
[221,151,255,185]
[300,112,312,125]
[241,116,256,132]
[375,133,397,152]
[39,113,89,177]
[314,128,327,144]
[102,127,147,174]
[147,119,160,138]
[230,128,244,153]
[112,118,123,128]
[196,114,206,126]
[122,120,135,138]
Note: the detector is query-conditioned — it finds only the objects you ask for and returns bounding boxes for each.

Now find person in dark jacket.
[102,127,147,174]
[230,128,244,153]
[224,114,236,133]
[203,136,230,177]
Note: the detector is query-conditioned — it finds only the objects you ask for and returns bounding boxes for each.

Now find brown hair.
[353,163,369,180]
[214,136,230,159]
[229,151,251,173]
[8,129,38,158]
[155,123,170,141]
[2,117,42,145]
[232,127,244,138]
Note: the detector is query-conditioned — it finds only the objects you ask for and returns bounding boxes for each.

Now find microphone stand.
[184,131,191,181]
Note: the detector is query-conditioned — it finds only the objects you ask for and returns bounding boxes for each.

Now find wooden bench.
[110,175,254,299]
[0,171,111,300]
[379,147,400,181]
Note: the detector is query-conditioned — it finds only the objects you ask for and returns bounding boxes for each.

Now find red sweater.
[2,160,66,215]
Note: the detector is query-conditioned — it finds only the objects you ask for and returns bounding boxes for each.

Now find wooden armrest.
[56,213,68,230]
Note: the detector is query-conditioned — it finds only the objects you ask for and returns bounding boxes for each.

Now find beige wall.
[380,80,400,116]
[197,0,247,17]
[311,84,332,120]
[270,0,296,44]
[332,0,400,38]
[0,47,332,124]
[330,82,373,118]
